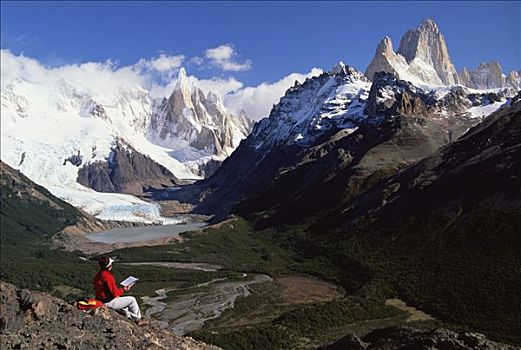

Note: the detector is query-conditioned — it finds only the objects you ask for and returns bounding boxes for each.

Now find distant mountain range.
[165,20,521,344]
[174,65,512,222]
[1,67,250,222]
[0,18,519,223]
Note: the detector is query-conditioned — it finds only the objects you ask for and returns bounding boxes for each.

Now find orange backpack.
[77,298,104,311]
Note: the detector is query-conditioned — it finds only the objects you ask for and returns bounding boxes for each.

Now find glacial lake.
[85,221,206,244]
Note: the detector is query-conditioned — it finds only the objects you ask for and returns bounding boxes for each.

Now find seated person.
[93,257,144,324]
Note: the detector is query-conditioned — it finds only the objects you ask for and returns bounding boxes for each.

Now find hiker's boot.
[135,318,149,326]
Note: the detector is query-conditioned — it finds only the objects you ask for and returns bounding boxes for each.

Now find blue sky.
[1,1,520,86]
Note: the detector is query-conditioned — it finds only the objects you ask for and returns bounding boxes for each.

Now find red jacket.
[93,270,124,303]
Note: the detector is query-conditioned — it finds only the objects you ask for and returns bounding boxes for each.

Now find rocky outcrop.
[366,19,460,86]
[365,37,405,82]
[321,327,518,350]
[460,62,521,90]
[366,72,508,127]
[77,141,180,194]
[506,70,521,89]
[0,281,220,350]
[459,61,505,89]
[342,92,521,223]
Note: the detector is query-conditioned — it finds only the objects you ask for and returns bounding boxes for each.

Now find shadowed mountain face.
[1,161,137,253]
[77,141,180,194]
[168,68,508,225]
[321,326,518,350]
[1,160,82,245]
[335,92,521,226]
[302,95,521,344]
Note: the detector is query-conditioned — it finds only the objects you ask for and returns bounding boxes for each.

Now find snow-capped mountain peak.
[148,67,251,173]
[250,64,371,150]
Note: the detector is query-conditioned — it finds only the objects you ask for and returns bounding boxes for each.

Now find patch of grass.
[192,296,405,350]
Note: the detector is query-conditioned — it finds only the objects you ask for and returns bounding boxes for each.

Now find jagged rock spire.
[365,36,404,81]
[397,18,459,85]
[365,19,460,86]
[148,67,251,174]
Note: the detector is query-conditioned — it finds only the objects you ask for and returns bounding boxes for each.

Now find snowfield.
[0,78,197,223]
[49,184,183,224]
[0,49,254,223]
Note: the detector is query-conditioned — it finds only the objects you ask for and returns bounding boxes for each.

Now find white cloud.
[148,73,244,100]
[204,44,252,72]
[189,56,204,65]
[1,49,146,101]
[195,77,244,97]
[205,45,234,61]
[1,49,323,122]
[224,68,323,120]
[134,53,185,82]
[144,53,184,72]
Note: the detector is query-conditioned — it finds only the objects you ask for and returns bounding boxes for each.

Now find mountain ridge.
[366,19,520,90]
[0,67,250,222]
[171,64,511,223]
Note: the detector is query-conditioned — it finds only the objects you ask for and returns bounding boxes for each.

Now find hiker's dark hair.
[98,257,112,269]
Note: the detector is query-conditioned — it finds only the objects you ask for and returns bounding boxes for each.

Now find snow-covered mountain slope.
[1,65,250,223]
[250,62,510,153]
[251,62,371,151]
[148,68,251,176]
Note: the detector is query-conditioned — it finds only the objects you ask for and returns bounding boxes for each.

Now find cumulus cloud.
[224,68,323,120]
[134,53,185,82]
[1,49,146,100]
[204,44,252,72]
[1,49,322,122]
[140,53,184,72]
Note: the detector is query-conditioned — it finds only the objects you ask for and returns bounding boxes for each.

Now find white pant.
[105,296,142,321]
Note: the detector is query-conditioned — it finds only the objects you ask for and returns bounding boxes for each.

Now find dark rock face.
[196,158,222,178]
[0,281,219,350]
[365,72,432,118]
[63,150,83,167]
[342,92,521,224]
[321,327,518,350]
[77,141,179,194]
[366,72,509,130]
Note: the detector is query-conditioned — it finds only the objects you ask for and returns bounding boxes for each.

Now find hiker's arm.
[106,274,124,298]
